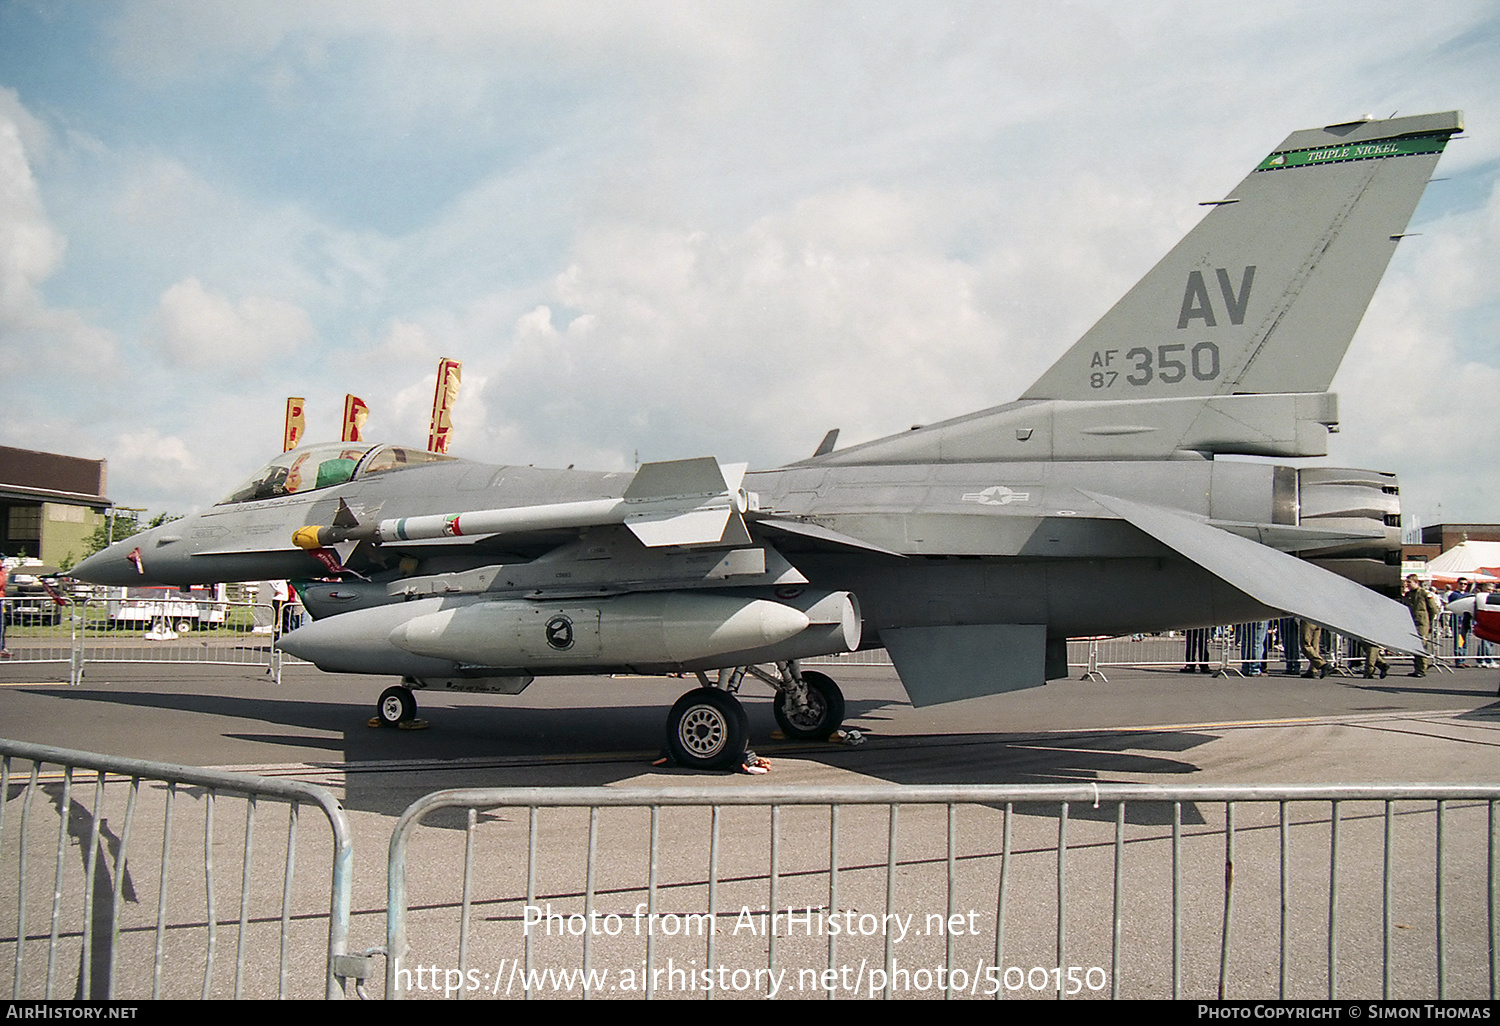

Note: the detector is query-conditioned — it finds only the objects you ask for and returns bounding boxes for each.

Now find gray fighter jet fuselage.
[74,111,1460,767]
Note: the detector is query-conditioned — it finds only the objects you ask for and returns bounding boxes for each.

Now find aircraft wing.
[1081,490,1424,654]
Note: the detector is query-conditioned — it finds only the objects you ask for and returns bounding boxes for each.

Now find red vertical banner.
[427,358,462,454]
[283,397,305,452]
[342,394,369,442]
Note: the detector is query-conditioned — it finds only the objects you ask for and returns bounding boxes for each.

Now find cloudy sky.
[0,1,1496,529]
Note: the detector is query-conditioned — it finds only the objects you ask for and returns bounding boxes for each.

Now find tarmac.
[1,655,1496,791]
[2,655,1497,1000]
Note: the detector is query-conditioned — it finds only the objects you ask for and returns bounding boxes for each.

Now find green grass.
[4,604,269,640]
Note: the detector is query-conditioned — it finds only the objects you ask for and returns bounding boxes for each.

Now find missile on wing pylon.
[291,456,755,554]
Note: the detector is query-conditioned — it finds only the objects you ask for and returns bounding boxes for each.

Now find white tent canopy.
[1423,541,1500,583]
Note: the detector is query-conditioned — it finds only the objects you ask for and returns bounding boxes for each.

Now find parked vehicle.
[104,585,228,631]
[2,563,70,626]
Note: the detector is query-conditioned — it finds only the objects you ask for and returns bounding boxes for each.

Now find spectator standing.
[0,558,9,658]
[1476,582,1498,668]
[1278,616,1301,674]
[1182,627,1211,674]
[1403,575,1442,677]
[1238,621,1269,676]
[1448,578,1474,667]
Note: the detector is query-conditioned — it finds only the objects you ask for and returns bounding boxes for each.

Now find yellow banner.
[283,397,305,452]
[428,359,462,454]
[342,394,369,442]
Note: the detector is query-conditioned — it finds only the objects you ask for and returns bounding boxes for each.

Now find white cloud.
[90,429,205,513]
[2,2,1493,519]
[435,184,1010,469]
[0,98,65,320]
[0,89,117,379]
[1331,178,1500,522]
[151,276,315,370]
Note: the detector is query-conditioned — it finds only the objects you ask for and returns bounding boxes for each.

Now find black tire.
[378,685,416,727]
[665,688,747,770]
[772,670,846,741]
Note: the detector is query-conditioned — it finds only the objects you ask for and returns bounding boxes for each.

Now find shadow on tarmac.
[13,682,1220,824]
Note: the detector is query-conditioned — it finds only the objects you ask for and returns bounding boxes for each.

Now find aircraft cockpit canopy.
[215,443,455,505]
[358,444,456,477]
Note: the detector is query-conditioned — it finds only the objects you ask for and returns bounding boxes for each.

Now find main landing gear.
[662,661,847,770]
[369,664,848,765]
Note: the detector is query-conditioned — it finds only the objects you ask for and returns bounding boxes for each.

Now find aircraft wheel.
[378,685,417,727]
[665,688,747,770]
[773,670,846,741]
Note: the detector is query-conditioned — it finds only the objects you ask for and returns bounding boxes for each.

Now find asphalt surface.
[2,656,1497,790]
[2,655,1497,1000]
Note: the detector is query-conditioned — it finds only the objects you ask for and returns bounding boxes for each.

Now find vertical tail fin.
[1021,111,1462,402]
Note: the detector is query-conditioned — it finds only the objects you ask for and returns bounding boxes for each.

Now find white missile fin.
[719,462,748,496]
[626,507,734,547]
[719,510,752,547]
[624,457,730,500]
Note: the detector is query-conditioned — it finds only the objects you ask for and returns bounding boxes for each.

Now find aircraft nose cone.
[72,536,148,586]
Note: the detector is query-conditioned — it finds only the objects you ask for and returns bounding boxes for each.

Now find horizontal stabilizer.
[1083,491,1424,654]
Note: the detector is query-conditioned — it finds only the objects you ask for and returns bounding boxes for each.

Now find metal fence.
[0,739,355,1000]
[0,598,293,683]
[1063,616,1489,678]
[384,783,1500,1001]
[808,614,1493,679]
[6,597,1485,686]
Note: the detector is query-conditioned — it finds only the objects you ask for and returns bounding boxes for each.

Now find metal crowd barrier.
[0,597,81,677]
[1432,611,1498,669]
[8,599,1484,686]
[1021,617,1491,680]
[385,783,1500,1001]
[0,598,294,684]
[0,739,355,1000]
[810,621,1476,678]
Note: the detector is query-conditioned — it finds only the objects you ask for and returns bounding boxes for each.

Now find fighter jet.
[75,111,1459,768]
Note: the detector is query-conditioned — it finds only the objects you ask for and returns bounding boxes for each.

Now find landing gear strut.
[771,668,845,740]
